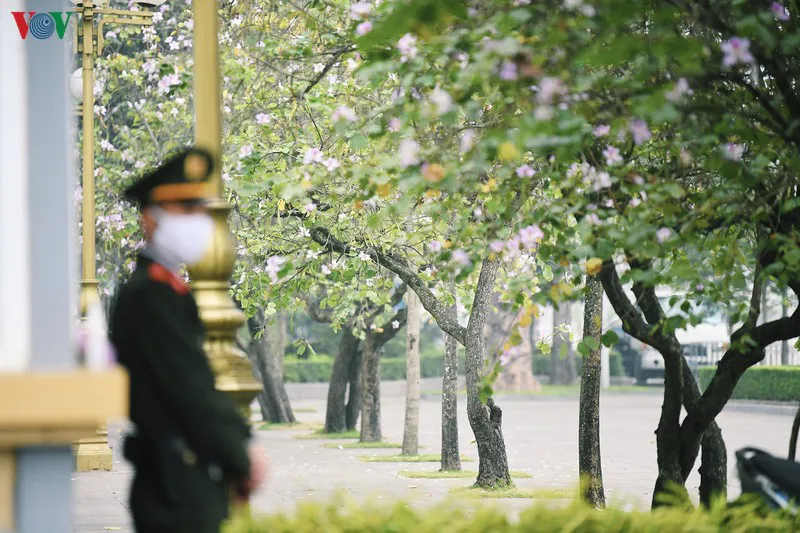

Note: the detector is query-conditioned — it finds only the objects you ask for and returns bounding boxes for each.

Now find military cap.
[123,147,215,208]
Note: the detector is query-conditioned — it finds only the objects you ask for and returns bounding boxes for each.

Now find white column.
[0,0,32,374]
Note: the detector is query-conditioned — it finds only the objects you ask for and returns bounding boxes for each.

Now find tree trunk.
[789,404,800,461]
[466,258,511,488]
[578,275,605,508]
[781,285,789,365]
[360,333,382,442]
[402,291,422,455]
[325,327,359,433]
[246,309,296,424]
[346,346,364,431]
[441,331,461,471]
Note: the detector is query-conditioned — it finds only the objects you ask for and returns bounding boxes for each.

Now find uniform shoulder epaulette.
[147,263,190,295]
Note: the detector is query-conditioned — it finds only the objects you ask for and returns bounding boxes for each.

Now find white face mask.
[151,207,214,267]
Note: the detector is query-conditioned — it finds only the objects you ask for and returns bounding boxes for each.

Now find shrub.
[533,352,624,378]
[698,366,800,402]
[283,353,466,383]
[224,496,797,532]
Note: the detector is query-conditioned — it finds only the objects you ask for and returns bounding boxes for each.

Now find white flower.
[231,15,243,26]
[429,240,443,252]
[152,12,163,23]
[629,198,642,207]
[490,240,505,253]
[349,1,371,20]
[303,148,324,165]
[536,77,567,105]
[323,158,341,172]
[430,87,454,115]
[332,105,357,123]
[304,202,317,213]
[398,139,420,168]
[256,112,272,125]
[356,21,372,35]
[460,129,476,153]
[516,164,536,178]
[313,63,325,73]
[603,146,623,166]
[656,227,672,243]
[265,256,286,283]
[100,139,116,152]
[321,264,332,275]
[392,320,400,330]
[358,251,371,261]
[586,213,603,226]
[239,144,253,158]
[387,117,402,132]
[396,33,418,62]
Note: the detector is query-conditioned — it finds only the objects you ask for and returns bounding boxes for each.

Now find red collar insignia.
[147,263,190,295]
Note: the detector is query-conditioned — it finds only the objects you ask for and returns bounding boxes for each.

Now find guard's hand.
[246,442,269,493]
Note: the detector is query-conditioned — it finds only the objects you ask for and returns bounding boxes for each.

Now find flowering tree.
[350,0,800,506]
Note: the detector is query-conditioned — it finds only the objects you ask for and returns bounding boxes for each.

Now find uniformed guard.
[109,147,268,533]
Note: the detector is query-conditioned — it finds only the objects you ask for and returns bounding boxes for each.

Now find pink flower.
[356,21,373,35]
[665,78,691,102]
[304,203,317,213]
[536,77,567,105]
[489,240,505,253]
[721,37,755,67]
[499,61,518,81]
[303,147,324,165]
[593,124,610,137]
[429,240,443,252]
[516,164,536,178]
[396,34,418,62]
[629,198,642,208]
[592,171,612,191]
[629,119,652,145]
[255,112,272,124]
[771,2,789,21]
[239,144,253,158]
[586,213,603,226]
[323,157,341,172]
[453,249,471,266]
[519,225,544,249]
[723,143,744,161]
[603,146,623,166]
[656,227,672,243]
[387,117,402,132]
[349,2,371,20]
[332,105,357,123]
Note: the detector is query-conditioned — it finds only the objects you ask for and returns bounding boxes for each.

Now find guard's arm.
[130,283,252,479]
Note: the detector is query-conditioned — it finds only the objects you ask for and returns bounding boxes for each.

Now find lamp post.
[190,0,261,422]
[69,0,163,473]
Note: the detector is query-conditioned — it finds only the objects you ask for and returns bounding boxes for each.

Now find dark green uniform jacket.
[110,252,251,533]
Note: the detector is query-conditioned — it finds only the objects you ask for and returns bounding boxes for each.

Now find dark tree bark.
[466,257,512,488]
[325,327,359,433]
[578,275,605,508]
[244,307,296,424]
[360,332,383,442]
[346,344,364,431]
[781,285,790,365]
[789,404,800,461]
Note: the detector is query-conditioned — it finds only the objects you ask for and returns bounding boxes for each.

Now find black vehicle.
[735,407,800,515]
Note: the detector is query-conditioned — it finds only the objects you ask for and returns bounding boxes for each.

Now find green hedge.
[698,365,800,402]
[225,497,796,532]
[283,353,466,383]
[533,352,624,378]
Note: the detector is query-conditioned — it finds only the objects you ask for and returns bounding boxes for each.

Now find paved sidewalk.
[73,386,797,532]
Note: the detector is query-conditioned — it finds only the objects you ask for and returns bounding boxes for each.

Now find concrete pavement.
[72,382,797,532]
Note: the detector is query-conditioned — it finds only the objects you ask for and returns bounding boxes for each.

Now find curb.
[724,400,798,416]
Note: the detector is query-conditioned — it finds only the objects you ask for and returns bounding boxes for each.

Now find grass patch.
[258,422,322,431]
[293,407,317,413]
[295,429,360,440]
[398,470,531,479]
[451,486,575,499]
[422,385,658,397]
[323,442,403,449]
[358,454,473,463]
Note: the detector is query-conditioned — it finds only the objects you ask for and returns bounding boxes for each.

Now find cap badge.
[184,153,208,181]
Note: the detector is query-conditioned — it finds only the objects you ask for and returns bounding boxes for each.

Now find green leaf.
[600,330,619,348]
[349,133,368,150]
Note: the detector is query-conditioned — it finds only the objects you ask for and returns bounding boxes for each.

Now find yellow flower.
[585,257,603,276]
[422,163,446,183]
[377,183,392,198]
[277,199,285,212]
[497,141,520,162]
[480,178,498,194]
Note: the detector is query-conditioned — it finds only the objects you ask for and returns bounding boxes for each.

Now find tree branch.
[309,226,467,345]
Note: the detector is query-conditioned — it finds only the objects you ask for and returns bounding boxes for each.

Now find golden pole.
[190,0,261,433]
[73,0,114,473]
